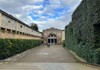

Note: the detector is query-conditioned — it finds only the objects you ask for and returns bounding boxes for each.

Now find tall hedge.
[0,39,42,60]
[65,0,100,64]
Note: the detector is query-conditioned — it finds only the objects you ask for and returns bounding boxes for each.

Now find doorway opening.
[48,38,57,44]
[47,33,57,44]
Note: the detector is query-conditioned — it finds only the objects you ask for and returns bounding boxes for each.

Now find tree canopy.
[31,23,38,31]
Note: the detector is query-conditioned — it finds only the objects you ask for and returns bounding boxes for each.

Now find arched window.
[48,33,56,37]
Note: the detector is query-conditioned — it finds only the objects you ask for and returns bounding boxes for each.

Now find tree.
[31,23,38,31]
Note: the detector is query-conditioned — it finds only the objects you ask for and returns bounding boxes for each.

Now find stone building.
[43,28,65,45]
[0,10,42,39]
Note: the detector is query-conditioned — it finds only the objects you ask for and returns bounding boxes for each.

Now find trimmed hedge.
[62,40,65,47]
[65,25,100,64]
[65,0,100,64]
[0,39,42,60]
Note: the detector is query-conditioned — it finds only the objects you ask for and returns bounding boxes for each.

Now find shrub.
[0,39,42,60]
[65,24,100,64]
[62,40,65,47]
[65,0,100,65]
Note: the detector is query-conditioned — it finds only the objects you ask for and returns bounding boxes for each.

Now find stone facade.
[61,30,65,42]
[0,10,42,39]
[43,28,65,44]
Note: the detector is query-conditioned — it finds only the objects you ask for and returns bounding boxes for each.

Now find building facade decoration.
[43,28,65,45]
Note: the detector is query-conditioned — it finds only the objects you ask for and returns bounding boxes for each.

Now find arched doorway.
[47,33,57,44]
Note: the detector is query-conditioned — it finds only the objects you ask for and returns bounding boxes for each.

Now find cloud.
[22,5,43,10]
[33,0,44,3]
[0,0,82,31]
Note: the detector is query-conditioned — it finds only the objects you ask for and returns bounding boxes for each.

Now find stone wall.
[0,30,41,40]
[61,30,65,42]
[0,10,42,40]
[65,0,100,64]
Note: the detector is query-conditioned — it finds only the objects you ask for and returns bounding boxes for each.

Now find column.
[48,39,49,44]
[53,39,55,44]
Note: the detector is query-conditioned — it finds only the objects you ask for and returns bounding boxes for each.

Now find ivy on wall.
[65,0,100,64]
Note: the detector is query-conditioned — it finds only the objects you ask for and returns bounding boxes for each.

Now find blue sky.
[0,0,82,31]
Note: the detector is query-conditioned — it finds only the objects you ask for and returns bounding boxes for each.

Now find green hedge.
[65,0,100,65]
[0,39,42,60]
[65,40,100,64]
[65,24,100,64]
[62,40,65,47]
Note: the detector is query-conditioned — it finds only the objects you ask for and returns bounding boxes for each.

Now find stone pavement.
[0,45,100,70]
[14,45,79,63]
[0,63,100,70]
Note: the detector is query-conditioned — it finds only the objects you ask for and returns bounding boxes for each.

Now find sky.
[0,0,82,32]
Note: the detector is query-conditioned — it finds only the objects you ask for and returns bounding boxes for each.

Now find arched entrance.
[47,33,57,44]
